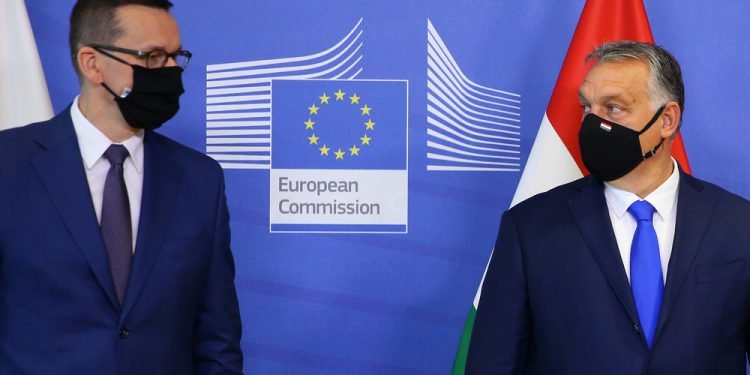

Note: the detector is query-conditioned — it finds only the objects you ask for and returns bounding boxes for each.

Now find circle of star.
[304,89,375,160]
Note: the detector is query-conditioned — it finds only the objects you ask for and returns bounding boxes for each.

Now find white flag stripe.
[427,20,521,99]
[473,252,493,308]
[427,128,520,154]
[206,18,363,72]
[206,94,271,104]
[206,138,271,145]
[0,0,53,130]
[427,165,520,172]
[206,129,271,136]
[427,153,520,167]
[510,112,583,207]
[207,154,271,161]
[427,141,520,160]
[206,120,271,128]
[207,146,271,153]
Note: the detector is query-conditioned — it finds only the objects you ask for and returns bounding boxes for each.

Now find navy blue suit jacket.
[467,172,750,374]
[0,109,243,374]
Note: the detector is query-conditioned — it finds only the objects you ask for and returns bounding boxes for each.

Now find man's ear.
[77,46,104,85]
[660,101,681,139]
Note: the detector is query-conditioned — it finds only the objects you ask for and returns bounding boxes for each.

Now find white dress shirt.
[70,96,144,252]
[604,158,680,284]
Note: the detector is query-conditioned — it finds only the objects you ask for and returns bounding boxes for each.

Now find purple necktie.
[101,144,132,305]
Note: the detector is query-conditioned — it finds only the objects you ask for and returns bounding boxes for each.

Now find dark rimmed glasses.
[89,44,192,69]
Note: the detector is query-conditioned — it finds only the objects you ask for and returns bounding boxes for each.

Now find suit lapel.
[653,172,714,342]
[121,132,182,318]
[31,111,120,310]
[568,178,640,325]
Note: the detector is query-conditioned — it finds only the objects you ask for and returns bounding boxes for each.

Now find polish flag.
[0,0,53,130]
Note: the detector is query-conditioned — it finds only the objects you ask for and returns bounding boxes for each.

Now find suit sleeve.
[466,210,531,374]
[193,173,244,375]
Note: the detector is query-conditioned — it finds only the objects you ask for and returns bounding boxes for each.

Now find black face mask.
[101,61,185,131]
[579,105,665,181]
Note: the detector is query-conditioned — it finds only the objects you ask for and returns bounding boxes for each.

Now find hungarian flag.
[0,0,53,130]
[451,1,690,373]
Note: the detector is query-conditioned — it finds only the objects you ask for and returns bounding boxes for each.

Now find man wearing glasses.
[0,1,243,374]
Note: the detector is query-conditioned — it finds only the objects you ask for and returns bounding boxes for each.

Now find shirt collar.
[604,158,680,221]
[70,96,144,173]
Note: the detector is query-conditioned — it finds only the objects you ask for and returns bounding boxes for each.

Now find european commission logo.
[205,19,409,233]
[204,18,523,232]
[270,79,408,233]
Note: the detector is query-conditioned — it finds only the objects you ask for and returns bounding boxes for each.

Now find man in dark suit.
[467,41,750,374]
[0,0,243,373]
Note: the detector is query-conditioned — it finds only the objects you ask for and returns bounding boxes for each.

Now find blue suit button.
[118,327,130,339]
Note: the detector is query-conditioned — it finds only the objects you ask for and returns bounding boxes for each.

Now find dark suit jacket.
[0,108,243,374]
[467,172,750,374]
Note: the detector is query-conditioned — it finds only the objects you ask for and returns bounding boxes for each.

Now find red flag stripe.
[545,0,691,175]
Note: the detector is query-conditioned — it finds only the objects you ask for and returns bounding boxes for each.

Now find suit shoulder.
[0,118,61,162]
[509,175,595,215]
[0,119,54,144]
[685,174,750,211]
[148,131,223,174]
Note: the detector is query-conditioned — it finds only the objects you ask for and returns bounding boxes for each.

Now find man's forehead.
[588,60,649,81]
[113,4,180,49]
[579,60,650,99]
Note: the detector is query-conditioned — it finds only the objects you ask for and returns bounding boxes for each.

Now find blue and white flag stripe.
[205,19,364,169]
[426,20,522,172]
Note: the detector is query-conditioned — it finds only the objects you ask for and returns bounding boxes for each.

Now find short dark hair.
[586,41,685,125]
[69,0,173,78]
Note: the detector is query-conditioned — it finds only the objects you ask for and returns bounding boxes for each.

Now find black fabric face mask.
[102,62,185,131]
[579,105,665,181]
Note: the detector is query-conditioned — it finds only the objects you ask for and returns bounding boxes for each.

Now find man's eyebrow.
[578,91,588,103]
[139,44,182,52]
[578,92,629,104]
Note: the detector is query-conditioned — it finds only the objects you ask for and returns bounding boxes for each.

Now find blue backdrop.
[26,1,750,373]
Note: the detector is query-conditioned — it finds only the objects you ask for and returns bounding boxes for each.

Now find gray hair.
[586,41,684,123]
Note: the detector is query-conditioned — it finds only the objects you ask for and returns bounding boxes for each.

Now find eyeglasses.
[89,44,192,69]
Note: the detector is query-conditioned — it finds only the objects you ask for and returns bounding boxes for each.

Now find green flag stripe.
[451,306,477,375]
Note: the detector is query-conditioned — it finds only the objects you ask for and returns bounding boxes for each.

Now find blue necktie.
[628,200,663,348]
[101,144,132,305]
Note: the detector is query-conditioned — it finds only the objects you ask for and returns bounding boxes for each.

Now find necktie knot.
[104,144,129,166]
[628,200,655,222]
